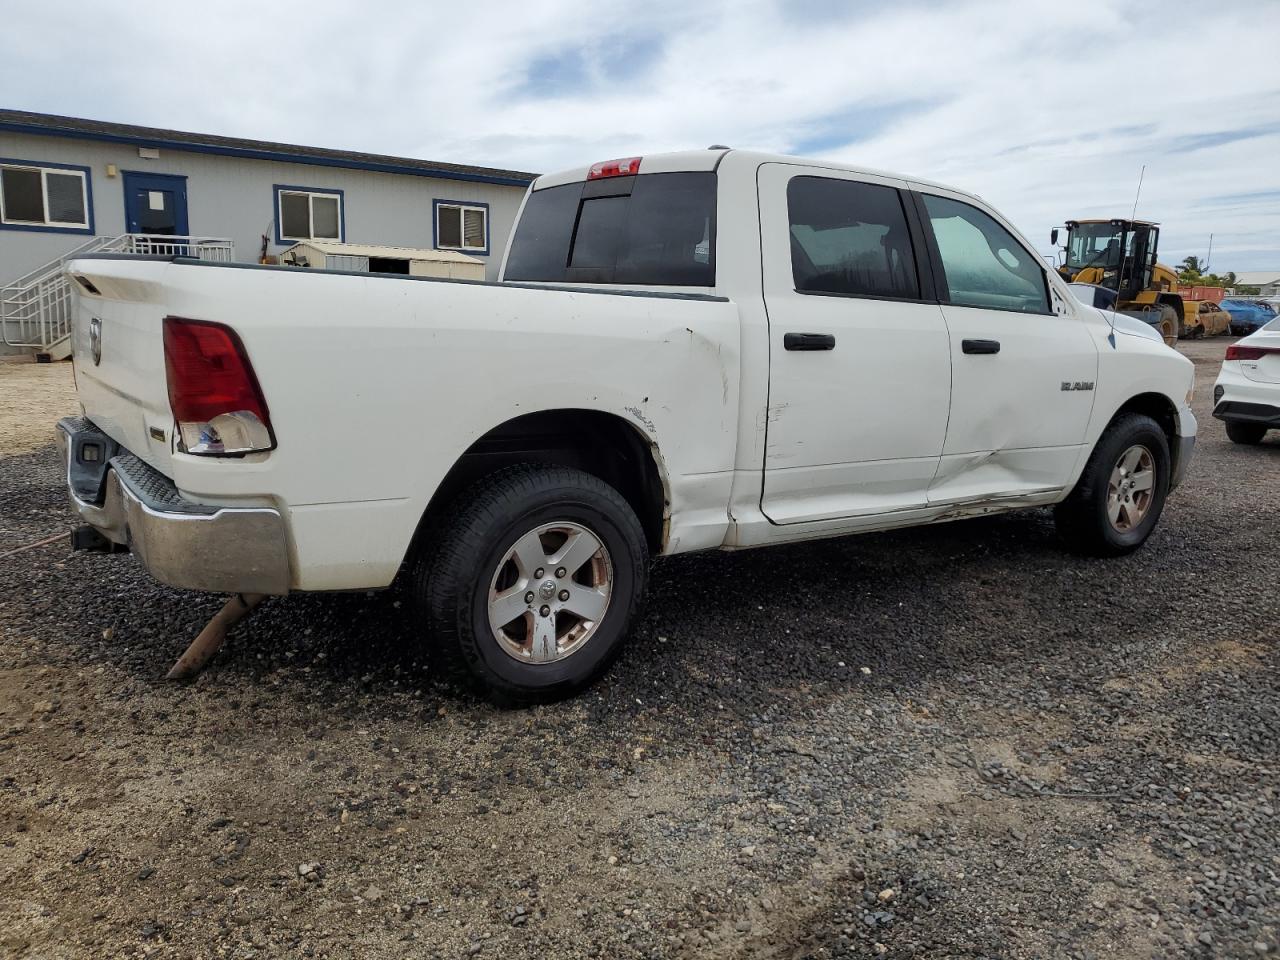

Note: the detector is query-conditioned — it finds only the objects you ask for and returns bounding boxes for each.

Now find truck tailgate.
[67,259,177,473]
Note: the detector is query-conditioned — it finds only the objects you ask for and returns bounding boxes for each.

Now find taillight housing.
[1225,345,1278,361]
[587,156,642,180]
[162,317,275,455]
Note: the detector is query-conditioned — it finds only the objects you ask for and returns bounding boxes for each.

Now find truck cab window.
[569,196,628,270]
[922,194,1049,314]
[505,172,717,286]
[787,177,919,300]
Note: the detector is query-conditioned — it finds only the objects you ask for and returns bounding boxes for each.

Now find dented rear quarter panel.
[68,258,741,590]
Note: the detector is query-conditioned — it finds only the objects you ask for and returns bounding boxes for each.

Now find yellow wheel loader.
[1052,219,1185,346]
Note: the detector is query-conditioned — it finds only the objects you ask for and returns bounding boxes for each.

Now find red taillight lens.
[162,317,274,455]
[1225,345,1278,361]
[587,156,642,180]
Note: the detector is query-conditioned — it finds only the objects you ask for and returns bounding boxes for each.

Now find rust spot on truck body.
[624,405,656,433]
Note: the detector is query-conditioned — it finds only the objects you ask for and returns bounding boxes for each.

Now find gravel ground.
[0,360,80,456]
[0,339,1276,959]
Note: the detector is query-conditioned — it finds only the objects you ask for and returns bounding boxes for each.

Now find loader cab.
[1057,219,1160,301]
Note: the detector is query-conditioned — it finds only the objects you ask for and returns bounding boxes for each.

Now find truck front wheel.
[1054,413,1171,557]
[415,464,648,704]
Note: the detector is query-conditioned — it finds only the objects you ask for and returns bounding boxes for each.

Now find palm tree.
[1180,255,1204,275]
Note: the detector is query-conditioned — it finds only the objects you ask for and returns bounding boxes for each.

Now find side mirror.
[1050,228,1059,246]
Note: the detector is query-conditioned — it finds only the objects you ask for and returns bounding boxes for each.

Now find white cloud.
[4,0,1278,268]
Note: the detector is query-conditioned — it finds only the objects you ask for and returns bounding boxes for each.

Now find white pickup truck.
[58,149,1196,701]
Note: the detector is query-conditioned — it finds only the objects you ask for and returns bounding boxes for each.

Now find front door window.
[922,194,1050,314]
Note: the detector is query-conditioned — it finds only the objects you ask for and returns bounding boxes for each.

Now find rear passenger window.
[787,177,920,299]
[922,194,1049,314]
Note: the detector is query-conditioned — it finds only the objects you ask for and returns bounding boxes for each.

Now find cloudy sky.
[5,0,1278,270]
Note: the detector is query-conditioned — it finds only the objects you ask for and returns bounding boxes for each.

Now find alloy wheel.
[487,522,613,664]
[1107,444,1155,532]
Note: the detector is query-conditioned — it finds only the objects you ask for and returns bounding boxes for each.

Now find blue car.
[1221,298,1278,336]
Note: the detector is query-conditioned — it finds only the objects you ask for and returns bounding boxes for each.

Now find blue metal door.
[122,172,188,236]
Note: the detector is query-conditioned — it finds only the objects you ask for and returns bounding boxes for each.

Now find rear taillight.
[162,317,274,455]
[1225,345,1279,361]
[587,156,642,180]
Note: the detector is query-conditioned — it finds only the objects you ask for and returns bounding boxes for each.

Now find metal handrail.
[1,235,234,351]
[6,235,122,289]
[116,235,237,260]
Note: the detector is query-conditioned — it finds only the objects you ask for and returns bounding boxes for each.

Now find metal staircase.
[1,235,234,360]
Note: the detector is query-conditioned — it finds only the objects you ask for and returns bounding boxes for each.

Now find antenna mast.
[1130,164,1146,220]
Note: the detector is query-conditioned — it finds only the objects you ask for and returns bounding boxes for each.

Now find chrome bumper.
[56,417,291,595]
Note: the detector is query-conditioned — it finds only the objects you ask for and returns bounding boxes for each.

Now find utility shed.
[279,240,485,280]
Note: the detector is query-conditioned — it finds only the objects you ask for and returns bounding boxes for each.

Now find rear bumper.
[56,417,291,595]
[1212,400,1280,427]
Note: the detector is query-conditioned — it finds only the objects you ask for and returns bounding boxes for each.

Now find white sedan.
[1214,315,1280,444]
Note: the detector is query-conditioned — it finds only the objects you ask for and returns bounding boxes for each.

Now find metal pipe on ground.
[166,593,264,680]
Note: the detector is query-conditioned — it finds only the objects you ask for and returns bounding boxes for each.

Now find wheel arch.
[1055,392,1179,557]
[1106,391,1182,472]
[408,408,670,564]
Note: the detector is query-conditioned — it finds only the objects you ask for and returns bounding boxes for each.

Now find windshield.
[1065,223,1128,271]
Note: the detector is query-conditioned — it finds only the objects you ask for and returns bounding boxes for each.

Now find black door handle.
[784,332,836,351]
[962,338,1001,355]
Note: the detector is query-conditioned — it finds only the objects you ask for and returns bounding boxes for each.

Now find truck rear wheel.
[1054,413,1171,557]
[415,464,648,704]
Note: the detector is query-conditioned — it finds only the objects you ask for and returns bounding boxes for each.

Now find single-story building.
[1234,271,1280,298]
[1,109,537,357]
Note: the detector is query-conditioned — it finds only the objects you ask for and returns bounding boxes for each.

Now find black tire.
[1225,421,1268,445]
[1054,413,1171,557]
[414,464,648,704]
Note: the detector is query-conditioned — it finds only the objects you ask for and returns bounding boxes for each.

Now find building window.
[434,200,488,254]
[0,160,91,231]
[275,186,343,243]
